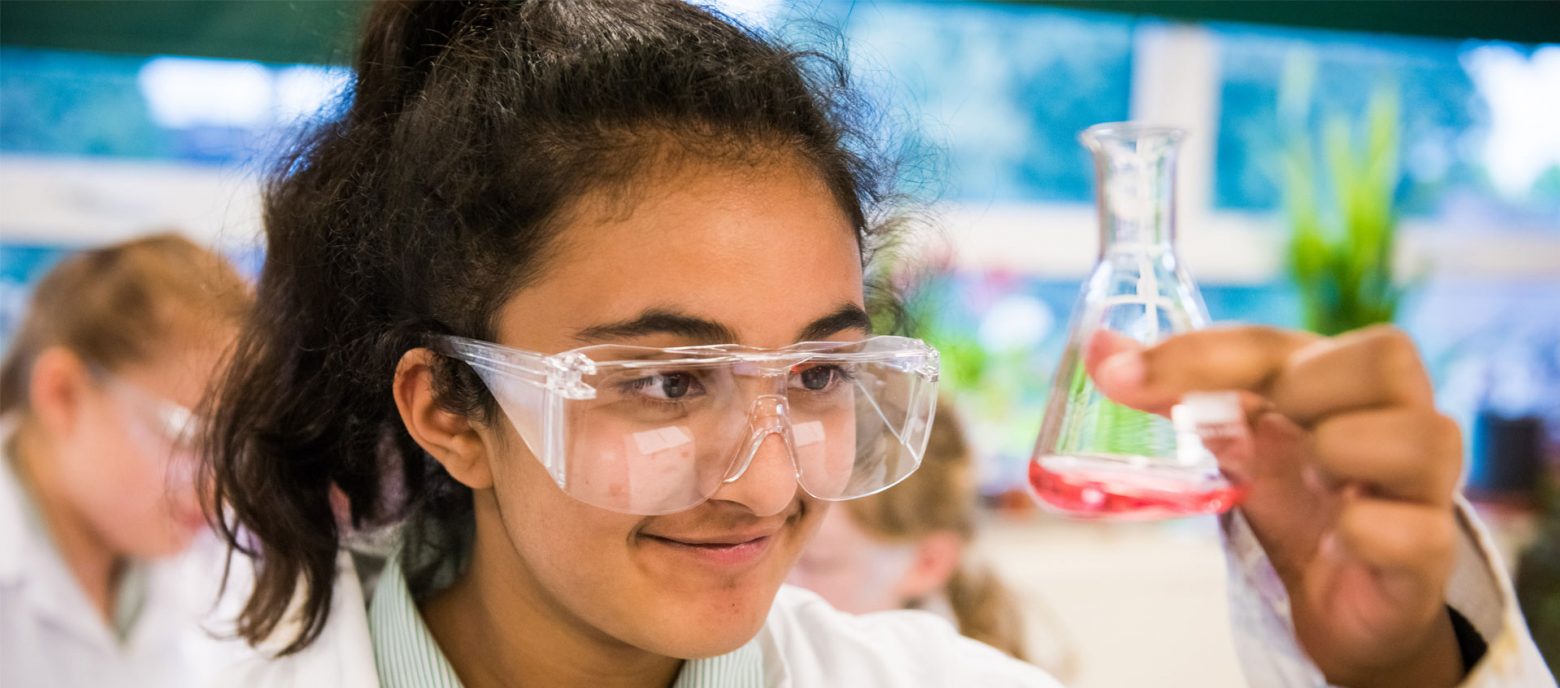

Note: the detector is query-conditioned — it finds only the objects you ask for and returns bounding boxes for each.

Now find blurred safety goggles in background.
[435,335,941,515]
[92,368,203,488]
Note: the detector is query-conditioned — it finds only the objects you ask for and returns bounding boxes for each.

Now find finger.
[1082,328,1138,378]
[1244,408,1313,485]
[1089,325,1318,413]
[1311,409,1462,506]
[1195,391,1275,482]
[1332,498,1456,580]
[1269,325,1435,424]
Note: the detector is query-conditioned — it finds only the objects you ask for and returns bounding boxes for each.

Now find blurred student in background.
[0,233,251,686]
[789,400,1038,663]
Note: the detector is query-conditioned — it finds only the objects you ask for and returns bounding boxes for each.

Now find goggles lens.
[441,336,939,515]
[93,371,203,486]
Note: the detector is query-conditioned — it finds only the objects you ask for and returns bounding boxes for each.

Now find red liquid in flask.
[1029,454,1244,519]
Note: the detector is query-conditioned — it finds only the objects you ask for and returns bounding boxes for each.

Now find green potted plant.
[1282,87,1406,335]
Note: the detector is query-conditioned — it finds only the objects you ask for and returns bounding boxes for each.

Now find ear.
[393,348,493,489]
[895,530,965,601]
[28,347,91,437]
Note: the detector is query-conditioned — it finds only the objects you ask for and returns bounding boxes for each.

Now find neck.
[421,491,684,688]
[10,421,124,623]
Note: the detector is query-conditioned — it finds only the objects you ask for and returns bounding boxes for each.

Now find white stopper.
[1175,391,1243,427]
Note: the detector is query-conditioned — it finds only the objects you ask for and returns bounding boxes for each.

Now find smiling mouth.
[642,530,776,547]
[637,503,804,567]
[639,532,779,568]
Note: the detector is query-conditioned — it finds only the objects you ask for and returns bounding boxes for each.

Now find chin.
[128,524,198,559]
[710,585,783,645]
[643,580,779,659]
[663,610,771,659]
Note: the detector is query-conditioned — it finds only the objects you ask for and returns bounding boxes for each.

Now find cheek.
[486,434,824,657]
[567,415,727,515]
[491,449,696,647]
[791,413,856,498]
[59,415,194,556]
[490,432,644,598]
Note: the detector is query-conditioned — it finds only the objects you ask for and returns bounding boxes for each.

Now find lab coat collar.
[0,429,30,586]
[0,424,121,649]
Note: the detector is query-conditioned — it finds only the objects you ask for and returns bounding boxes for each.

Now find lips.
[638,530,779,569]
[645,535,767,550]
[642,529,778,547]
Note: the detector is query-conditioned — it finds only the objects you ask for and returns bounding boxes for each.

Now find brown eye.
[623,371,703,400]
[655,373,694,399]
[792,364,846,392]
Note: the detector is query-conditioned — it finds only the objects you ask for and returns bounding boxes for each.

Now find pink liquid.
[1029,454,1244,519]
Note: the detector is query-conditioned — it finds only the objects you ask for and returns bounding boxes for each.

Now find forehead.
[112,330,234,411]
[496,157,866,352]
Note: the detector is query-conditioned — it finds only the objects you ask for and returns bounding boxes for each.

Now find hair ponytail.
[945,565,1030,662]
[352,0,483,120]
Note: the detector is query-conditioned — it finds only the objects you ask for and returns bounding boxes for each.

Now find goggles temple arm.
[432,335,597,400]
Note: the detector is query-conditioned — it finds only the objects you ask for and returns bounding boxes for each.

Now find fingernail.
[1098,350,1146,388]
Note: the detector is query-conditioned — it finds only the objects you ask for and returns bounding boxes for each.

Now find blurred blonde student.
[789,401,1037,663]
[0,234,251,686]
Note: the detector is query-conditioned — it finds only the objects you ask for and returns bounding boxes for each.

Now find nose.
[710,395,802,517]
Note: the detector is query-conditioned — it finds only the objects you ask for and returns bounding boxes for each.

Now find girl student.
[1,233,252,686]
[206,2,1552,686]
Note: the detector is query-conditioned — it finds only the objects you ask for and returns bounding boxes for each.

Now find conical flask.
[1028,123,1243,519]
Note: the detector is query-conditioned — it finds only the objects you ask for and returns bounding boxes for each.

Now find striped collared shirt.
[367,556,766,688]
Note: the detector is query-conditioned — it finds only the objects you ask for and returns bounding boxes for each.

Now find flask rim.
[1079,122,1187,148]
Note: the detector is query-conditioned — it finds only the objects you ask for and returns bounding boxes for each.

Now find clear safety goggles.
[91,368,203,485]
[434,335,941,515]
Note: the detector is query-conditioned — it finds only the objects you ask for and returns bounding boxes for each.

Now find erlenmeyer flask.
[1028,123,1243,519]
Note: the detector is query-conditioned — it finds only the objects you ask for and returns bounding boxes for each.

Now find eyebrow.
[575,309,738,344]
[572,303,872,345]
[795,303,872,341]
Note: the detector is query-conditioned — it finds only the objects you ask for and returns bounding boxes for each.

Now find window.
[1,47,349,166]
[778,2,1134,203]
[1214,25,1560,231]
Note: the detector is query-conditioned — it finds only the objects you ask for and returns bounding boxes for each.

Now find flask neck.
[1084,125,1182,256]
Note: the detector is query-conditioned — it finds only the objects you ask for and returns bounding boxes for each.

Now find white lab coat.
[218,501,1558,688]
[0,443,254,688]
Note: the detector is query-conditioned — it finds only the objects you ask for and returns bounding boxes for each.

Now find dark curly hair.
[205,0,906,654]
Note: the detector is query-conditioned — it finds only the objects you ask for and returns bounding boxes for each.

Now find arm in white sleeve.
[1221,498,1556,687]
